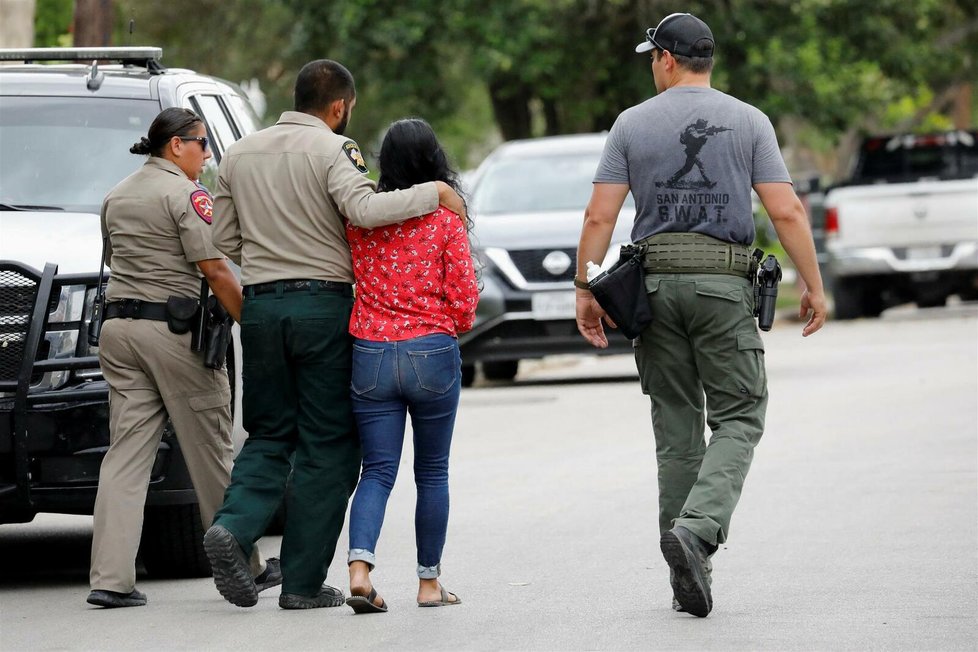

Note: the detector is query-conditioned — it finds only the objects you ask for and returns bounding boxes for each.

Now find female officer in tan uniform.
[87,108,279,608]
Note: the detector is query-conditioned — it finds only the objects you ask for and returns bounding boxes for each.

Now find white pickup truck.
[824,130,978,319]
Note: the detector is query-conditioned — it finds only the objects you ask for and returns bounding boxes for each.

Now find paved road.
[2,306,976,650]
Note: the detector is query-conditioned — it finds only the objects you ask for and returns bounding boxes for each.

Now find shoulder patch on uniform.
[342,140,369,174]
[191,189,213,224]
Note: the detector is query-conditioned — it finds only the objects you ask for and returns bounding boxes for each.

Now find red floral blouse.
[347,206,479,341]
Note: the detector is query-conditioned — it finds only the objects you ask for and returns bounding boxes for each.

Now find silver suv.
[0,47,260,577]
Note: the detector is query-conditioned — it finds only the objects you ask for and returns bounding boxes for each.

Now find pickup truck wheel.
[959,287,978,302]
[483,360,519,381]
[916,295,947,309]
[461,364,475,387]
[833,282,866,320]
[139,504,211,578]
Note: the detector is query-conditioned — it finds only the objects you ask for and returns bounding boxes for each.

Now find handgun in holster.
[752,249,782,332]
[195,278,232,369]
[203,296,233,370]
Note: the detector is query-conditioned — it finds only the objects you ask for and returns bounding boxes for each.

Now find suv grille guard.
[0,261,104,505]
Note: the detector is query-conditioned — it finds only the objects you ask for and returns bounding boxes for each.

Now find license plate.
[907,246,942,260]
[531,291,577,320]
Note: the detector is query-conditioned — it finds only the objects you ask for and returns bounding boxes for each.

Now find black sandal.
[346,587,388,614]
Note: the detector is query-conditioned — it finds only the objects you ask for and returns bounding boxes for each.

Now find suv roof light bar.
[0,47,164,70]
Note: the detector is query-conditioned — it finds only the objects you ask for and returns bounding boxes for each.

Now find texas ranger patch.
[343,140,369,174]
[191,189,213,224]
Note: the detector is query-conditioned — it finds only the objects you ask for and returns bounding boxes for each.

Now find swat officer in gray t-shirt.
[576,13,827,618]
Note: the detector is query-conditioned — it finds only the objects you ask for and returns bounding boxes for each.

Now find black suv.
[0,47,261,576]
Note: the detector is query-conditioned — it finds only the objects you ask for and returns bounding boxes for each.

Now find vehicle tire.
[833,281,865,320]
[139,503,211,578]
[460,363,476,387]
[861,289,884,318]
[916,294,947,309]
[483,360,519,381]
[959,287,978,302]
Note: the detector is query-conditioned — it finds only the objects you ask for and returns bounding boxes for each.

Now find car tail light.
[825,207,839,236]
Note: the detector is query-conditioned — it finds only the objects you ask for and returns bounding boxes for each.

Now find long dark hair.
[130,107,202,157]
[377,118,464,200]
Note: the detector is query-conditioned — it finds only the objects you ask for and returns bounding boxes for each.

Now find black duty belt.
[244,279,353,298]
[104,299,168,321]
[637,233,755,278]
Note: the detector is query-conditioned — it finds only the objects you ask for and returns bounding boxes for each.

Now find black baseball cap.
[635,13,715,58]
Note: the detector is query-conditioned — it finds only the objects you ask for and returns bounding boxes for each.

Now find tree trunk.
[0,0,36,48]
[73,0,113,47]
[952,84,972,130]
[542,98,561,136]
[488,75,533,141]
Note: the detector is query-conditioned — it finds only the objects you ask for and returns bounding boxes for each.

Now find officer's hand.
[799,288,827,337]
[576,290,614,348]
[435,181,467,222]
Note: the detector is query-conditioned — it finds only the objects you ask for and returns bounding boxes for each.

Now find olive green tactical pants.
[213,289,361,597]
[633,273,767,547]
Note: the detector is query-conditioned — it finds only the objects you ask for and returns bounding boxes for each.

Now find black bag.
[203,296,233,370]
[588,244,653,340]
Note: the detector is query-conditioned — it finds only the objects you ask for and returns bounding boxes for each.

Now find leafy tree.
[34,0,73,46]
[39,0,976,175]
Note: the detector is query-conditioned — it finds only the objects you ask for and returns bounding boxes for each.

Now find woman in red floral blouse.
[344,119,478,613]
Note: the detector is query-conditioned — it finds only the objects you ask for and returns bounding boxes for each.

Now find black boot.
[661,526,715,617]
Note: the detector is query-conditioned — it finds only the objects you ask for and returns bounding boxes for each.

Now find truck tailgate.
[829,178,978,249]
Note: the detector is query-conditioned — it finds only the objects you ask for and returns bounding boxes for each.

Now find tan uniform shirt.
[101,157,221,302]
[211,111,439,285]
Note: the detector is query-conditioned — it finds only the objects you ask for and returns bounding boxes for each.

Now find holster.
[203,296,233,370]
[165,296,201,341]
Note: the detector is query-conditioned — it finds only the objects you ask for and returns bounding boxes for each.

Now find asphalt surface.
[1,304,976,651]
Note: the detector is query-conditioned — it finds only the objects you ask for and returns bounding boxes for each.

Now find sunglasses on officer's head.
[645,27,663,50]
[179,136,209,150]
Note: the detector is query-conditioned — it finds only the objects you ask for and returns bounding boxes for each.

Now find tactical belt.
[104,299,168,321]
[244,279,354,298]
[637,233,755,278]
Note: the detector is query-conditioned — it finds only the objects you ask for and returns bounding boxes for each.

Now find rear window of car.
[856,132,978,183]
[0,96,160,214]
[472,151,634,215]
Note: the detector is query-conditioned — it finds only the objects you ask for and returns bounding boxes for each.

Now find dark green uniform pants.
[634,273,767,547]
[213,289,361,596]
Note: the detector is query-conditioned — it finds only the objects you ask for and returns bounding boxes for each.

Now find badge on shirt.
[343,140,369,174]
[191,189,213,224]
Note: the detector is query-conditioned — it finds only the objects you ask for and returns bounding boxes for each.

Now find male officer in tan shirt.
[205,59,466,609]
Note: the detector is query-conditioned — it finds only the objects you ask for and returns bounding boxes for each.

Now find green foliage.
[34,0,74,47]
[113,0,299,119]
[39,0,976,172]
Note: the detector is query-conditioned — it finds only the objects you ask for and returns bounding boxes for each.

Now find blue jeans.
[347,333,461,579]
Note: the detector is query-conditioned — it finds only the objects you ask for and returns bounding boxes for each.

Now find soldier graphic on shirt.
[657,119,732,190]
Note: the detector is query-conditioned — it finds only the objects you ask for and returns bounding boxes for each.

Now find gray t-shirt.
[594,87,791,245]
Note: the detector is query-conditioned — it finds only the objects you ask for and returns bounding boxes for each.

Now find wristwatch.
[573,277,590,290]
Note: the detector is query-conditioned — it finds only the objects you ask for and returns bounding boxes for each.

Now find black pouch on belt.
[588,244,653,340]
[165,296,200,337]
[203,296,233,370]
